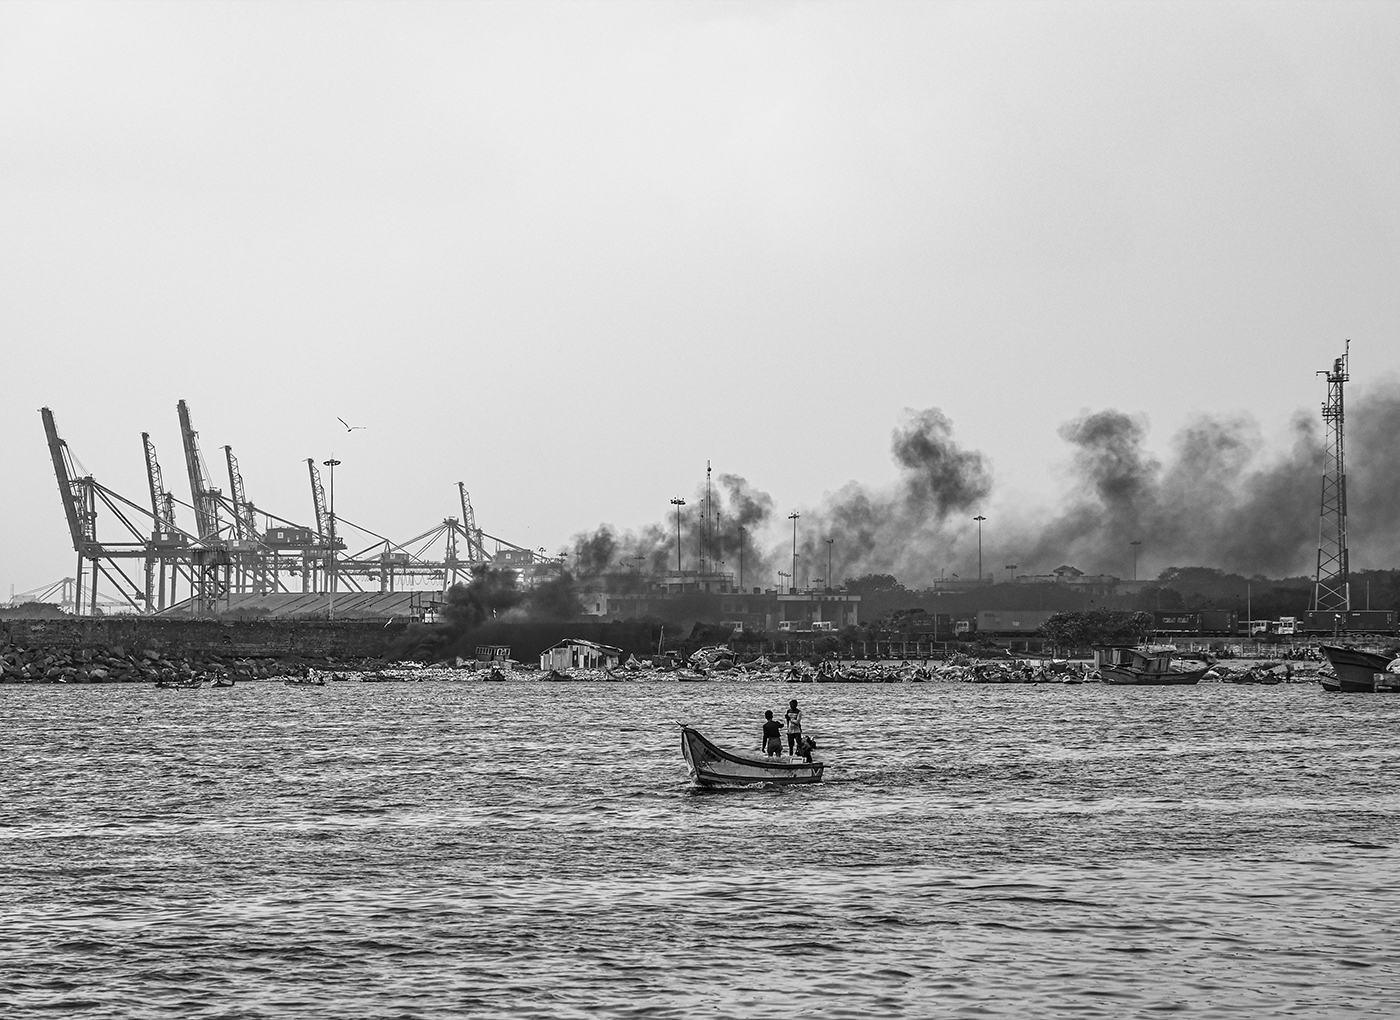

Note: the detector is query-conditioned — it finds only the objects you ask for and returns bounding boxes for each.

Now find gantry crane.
[142,432,190,611]
[42,408,158,615]
[176,400,231,613]
[41,403,558,612]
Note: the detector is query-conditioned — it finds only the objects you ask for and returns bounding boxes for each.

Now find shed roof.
[542,638,627,656]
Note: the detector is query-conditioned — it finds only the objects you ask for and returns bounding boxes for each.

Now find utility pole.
[704,461,712,575]
[973,515,986,582]
[826,538,834,592]
[324,457,341,619]
[738,525,745,590]
[670,498,686,576]
[1131,540,1141,582]
[788,511,800,593]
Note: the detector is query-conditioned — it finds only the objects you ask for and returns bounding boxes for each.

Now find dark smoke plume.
[790,407,992,587]
[561,380,1400,594]
[1004,379,1400,578]
[568,472,778,588]
[893,408,994,517]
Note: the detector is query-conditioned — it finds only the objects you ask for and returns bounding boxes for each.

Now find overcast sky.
[2,0,1398,599]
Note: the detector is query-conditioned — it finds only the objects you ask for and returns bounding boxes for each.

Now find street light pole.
[826,537,834,592]
[670,498,686,576]
[1130,540,1141,582]
[788,511,800,593]
[324,457,341,620]
[973,515,986,582]
[738,525,745,590]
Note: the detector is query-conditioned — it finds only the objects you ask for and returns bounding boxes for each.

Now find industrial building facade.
[579,572,860,634]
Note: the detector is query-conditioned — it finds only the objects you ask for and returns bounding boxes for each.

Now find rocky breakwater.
[0,643,352,685]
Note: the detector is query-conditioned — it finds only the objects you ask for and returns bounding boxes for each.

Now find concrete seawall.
[1,617,410,659]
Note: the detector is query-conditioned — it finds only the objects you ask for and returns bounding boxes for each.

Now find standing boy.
[784,699,803,756]
[760,710,784,757]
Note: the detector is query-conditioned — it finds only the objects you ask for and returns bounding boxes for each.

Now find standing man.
[784,698,803,756]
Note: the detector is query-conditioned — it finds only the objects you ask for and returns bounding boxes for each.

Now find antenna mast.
[1313,341,1350,613]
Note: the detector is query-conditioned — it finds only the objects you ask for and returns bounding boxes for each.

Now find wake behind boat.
[679,726,824,787]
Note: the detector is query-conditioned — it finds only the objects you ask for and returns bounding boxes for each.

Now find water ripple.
[3,681,1398,1017]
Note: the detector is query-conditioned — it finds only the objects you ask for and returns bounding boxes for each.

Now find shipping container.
[976,609,1057,634]
[1300,610,1398,634]
[1154,612,1200,634]
[1200,610,1239,634]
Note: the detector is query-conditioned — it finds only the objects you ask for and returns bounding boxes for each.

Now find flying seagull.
[337,417,365,432]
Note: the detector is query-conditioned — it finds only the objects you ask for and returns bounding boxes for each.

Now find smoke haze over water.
[571,382,1400,590]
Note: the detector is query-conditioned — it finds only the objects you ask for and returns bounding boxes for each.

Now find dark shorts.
[764,738,782,755]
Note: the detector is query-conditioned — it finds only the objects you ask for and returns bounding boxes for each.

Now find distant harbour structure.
[38,402,557,617]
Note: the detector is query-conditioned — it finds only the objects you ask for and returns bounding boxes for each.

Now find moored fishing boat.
[1094,647,1211,686]
[1319,644,1400,693]
[679,726,824,787]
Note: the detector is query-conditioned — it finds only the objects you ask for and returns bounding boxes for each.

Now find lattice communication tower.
[1313,342,1350,613]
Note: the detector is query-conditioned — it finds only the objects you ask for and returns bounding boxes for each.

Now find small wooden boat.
[679,726,824,787]
[1094,647,1211,686]
[284,675,326,687]
[1319,645,1400,693]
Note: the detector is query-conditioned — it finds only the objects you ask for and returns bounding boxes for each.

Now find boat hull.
[1100,666,1208,686]
[1319,645,1400,693]
[680,727,824,787]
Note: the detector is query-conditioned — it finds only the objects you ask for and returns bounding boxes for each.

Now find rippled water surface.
[4,680,1399,1017]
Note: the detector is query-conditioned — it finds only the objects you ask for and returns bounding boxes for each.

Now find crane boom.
[142,432,179,535]
[224,445,258,541]
[41,407,92,552]
[307,458,331,541]
[457,482,486,561]
[176,400,222,539]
